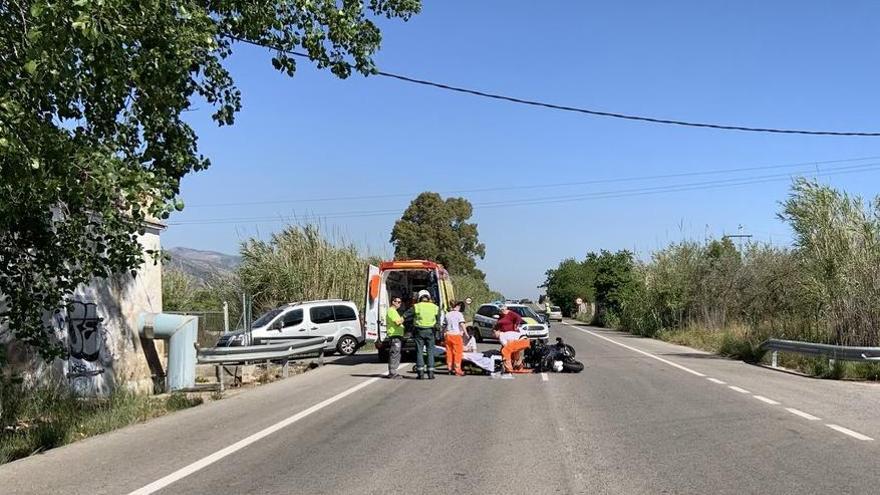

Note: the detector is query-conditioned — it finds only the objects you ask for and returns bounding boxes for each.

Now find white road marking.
[753,395,780,405]
[128,364,407,495]
[562,322,705,377]
[560,321,872,442]
[826,424,874,441]
[541,372,549,382]
[786,408,821,421]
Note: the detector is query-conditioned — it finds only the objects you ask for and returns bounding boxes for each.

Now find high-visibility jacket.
[413,301,439,328]
[386,307,404,337]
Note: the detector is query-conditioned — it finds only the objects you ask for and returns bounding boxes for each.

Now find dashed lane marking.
[753,395,780,405]
[786,408,820,421]
[826,424,874,441]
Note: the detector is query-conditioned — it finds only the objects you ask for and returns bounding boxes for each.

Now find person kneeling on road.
[406,290,439,380]
[493,304,530,373]
[385,295,405,379]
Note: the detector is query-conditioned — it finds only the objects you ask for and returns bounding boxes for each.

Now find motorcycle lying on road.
[524,337,584,373]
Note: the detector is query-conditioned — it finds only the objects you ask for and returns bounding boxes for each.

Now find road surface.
[2,321,878,494]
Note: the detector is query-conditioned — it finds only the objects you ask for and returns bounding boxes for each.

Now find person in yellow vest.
[406,289,439,380]
[385,295,405,379]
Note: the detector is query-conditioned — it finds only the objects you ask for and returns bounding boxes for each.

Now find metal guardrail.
[195,337,331,392]
[760,338,880,367]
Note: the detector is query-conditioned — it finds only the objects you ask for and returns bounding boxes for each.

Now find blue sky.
[166,0,880,299]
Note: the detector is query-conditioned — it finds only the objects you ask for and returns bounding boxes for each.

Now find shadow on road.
[325,354,379,366]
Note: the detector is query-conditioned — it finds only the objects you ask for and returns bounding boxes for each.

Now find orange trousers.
[502,338,531,372]
[445,333,464,373]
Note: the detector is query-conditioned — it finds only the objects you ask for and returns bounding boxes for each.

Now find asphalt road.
[2,321,879,494]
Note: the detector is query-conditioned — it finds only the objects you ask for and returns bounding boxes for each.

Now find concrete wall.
[4,221,165,396]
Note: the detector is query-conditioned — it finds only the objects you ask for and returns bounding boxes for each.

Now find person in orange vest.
[444,301,467,376]
[493,304,530,373]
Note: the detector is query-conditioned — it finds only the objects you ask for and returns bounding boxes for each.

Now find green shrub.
[0,381,203,465]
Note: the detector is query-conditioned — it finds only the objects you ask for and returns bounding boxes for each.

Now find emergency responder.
[407,289,439,379]
[493,304,530,373]
[385,295,405,379]
[444,301,467,376]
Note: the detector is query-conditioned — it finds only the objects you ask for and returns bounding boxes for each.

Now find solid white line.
[728,386,751,394]
[128,376,382,495]
[753,395,780,405]
[826,424,874,441]
[562,323,705,377]
[785,408,821,421]
[706,377,726,385]
[541,372,549,382]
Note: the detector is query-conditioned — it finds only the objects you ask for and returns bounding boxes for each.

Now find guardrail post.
[282,359,290,378]
[317,351,324,367]
[216,364,224,394]
[771,350,778,368]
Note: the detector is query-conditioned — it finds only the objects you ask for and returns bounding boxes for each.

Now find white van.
[216,299,364,355]
[363,260,456,362]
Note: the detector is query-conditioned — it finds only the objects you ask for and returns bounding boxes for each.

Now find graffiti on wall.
[59,301,106,379]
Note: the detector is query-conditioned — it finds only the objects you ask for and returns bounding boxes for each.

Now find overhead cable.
[227,36,880,137]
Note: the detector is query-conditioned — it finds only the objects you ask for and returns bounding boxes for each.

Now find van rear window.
[333,305,357,321]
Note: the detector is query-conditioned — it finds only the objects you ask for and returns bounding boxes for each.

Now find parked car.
[549,306,563,322]
[470,302,549,342]
[215,299,364,356]
[363,259,456,363]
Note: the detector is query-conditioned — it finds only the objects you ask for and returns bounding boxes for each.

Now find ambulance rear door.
[364,264,381,342]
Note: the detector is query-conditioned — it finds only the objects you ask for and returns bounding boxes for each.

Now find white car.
[470,303,550,342]
[216,299,364,355]
[548,306,563,322]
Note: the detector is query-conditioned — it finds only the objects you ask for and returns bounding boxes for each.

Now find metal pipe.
[138,313,198,391]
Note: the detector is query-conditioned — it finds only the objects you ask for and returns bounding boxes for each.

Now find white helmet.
[417,289,431,300]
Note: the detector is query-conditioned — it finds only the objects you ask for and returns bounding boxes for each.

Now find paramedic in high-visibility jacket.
[385,295,405,379]
[406,289,439,380]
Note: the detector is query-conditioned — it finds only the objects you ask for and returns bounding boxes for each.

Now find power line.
[228,36,880,137]
[167,163,880,225]
[472,162,880,208]
[187,155,880,208]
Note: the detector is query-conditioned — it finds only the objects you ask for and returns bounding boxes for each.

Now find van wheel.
[378,346,389,363]
[337,335,358,356]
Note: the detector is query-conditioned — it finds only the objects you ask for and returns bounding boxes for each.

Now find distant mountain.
[165,247,240,283]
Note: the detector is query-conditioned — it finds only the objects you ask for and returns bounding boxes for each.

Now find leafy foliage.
[451,274,503,320]
[587,250,636,326]
[390,192,486,277]
[161,268,223,312]
[541,258,596,317]
[0,0,421,359]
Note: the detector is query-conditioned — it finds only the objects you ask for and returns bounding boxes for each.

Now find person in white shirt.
[444,301,467,376]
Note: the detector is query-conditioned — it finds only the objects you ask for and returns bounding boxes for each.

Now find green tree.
[585,250,636,326]
[541,258,595,317]
[390,192,486,277]
[0,0,421,359]
[451,273,503,320]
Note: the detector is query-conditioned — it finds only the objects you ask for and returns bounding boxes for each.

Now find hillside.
[165,247,240,283]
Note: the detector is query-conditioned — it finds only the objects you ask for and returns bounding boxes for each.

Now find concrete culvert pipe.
[138,313,198,391]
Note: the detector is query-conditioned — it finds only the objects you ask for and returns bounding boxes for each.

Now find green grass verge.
[651,325,880,380]
[1,383,203,465]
